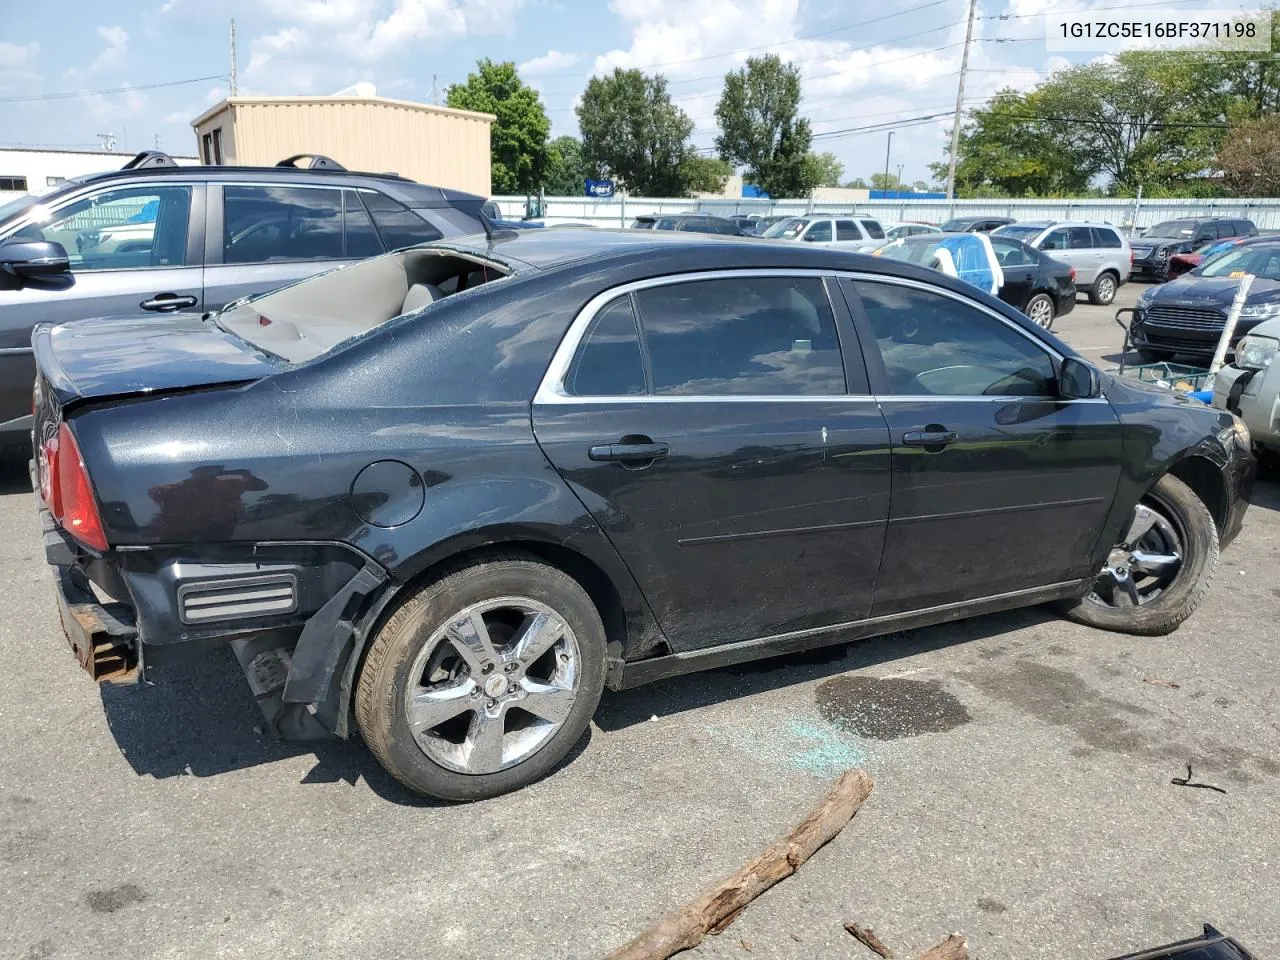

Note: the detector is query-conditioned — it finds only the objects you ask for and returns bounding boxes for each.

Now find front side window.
[851,280,1056,397]
[633,276,845,396]
[223,185,342,263]
[359,190,443,249]
[803,220,832,242]
[566,296,647,397]
[836,220,860,241]
[23,185,191,271]
[1039,228,1070,251]
[762,218,806,239]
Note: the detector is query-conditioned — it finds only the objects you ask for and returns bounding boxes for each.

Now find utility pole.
[229,19,238,96]
[95,132,117,151]
[946,0,977,200]
[432,74,439,105]
[883,131,893,197]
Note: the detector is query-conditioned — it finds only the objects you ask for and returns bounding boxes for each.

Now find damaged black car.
[32,228,1253,800]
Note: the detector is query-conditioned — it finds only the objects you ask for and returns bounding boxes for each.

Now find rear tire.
[1059,474,1217,636]
[1024,293,1056,329]
[356,557,606,801]
[1089,271,1119,305]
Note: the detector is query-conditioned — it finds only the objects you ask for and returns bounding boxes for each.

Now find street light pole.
[883,131,893,198]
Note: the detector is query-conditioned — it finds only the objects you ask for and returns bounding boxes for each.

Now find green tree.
[714,54,818,197]
[806,151,844,187]
[870,172,904,192]
[447,59,550,194]
[682,155,733,194]
[911,180,930,192]
[577,68,697,196]
[542,135,594,195]
[1218,114,1280,195]
[842,176,869,189]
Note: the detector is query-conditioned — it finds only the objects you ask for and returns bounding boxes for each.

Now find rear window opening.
[215,247,511,362]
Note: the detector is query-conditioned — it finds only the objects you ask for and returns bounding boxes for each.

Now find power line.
[0,74,227,104]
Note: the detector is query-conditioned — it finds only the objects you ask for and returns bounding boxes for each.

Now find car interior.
[216,247,511,362]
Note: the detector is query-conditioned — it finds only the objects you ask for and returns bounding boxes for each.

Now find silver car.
[993,220,1131,305]
[760,214,886,251]
[1213,316,1280,468]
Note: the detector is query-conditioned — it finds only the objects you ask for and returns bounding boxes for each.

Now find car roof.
[32,161,485,210]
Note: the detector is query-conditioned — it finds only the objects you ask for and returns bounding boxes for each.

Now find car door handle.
[902,430,957,447]
[140,294,198,312]
[588,440,670,463]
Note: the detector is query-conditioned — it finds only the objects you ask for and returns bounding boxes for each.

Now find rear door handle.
[902,430,957,448]
[589,440,670,463]
[140,294,198,312]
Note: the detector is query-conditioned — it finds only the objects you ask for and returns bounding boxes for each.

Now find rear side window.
[633,276,846,396]
[566,296,647,397]
[223,185,342,263]
[656,218,675,230]
[836,220,860,241]
[1040,228,1070,251]
[1068,226,1094,249]
[850,280,1055,397]
[1091,227,1122,248]
[804,220,832,242]
[359,190,443,249]
[343,190,383,258]
[860,219,885,239]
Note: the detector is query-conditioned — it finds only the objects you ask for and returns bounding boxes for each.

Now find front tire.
[355,557,606,801]
[1059,474,1218,636]
[1024,292,1056,329]
[1089,271,1119,305]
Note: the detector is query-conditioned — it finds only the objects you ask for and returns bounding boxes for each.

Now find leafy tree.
[911,180,931,192]
[870,172,904,192]
[842,176,870,189]
[1218,115,1280,195]
[682,155,733,194]
[715,55,818,198]
[542,135,594,195]
[806,152,844,187]
[447,59,550,194]
[577,68,697,196]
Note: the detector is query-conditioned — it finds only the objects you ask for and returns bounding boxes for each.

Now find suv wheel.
[1025,293,1056,329]
[1089,271,1119,305]
[356,557,606,801]
[1058,474,1217,636]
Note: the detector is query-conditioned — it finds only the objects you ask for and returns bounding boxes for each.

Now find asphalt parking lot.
[2,279,1278,960]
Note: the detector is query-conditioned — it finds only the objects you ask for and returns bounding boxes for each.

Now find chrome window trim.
[534,267,1102,406]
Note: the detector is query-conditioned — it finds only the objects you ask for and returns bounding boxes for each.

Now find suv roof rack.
[121,150,178,170]
[276,154,346,171]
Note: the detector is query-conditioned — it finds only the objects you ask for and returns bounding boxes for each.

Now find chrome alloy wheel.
[403,597,581,775]
[1086,500,1183,609]
[1095,274,1117,303]
[1027,297,1054,328]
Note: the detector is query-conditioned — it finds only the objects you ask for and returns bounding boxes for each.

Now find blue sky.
[0,0,1255,187]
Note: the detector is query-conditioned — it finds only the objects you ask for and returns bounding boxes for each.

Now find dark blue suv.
[0,151,486,444]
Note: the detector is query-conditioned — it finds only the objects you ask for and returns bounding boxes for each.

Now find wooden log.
[845,921,895,957]
[606,769,874,960]
[917,934,967,960]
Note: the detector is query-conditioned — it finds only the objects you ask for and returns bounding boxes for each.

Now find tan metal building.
[190,95,495,196]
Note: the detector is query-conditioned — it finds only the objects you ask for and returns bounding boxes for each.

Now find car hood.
[1135,234,1193,246]
[33,312,279,406]
[1147,274,1280,308]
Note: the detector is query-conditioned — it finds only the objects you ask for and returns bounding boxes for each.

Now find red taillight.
[38,433,60,515]
[53,422,107,551]
[1069,266,1076,282]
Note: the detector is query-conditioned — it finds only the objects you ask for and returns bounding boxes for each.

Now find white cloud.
[90,25,129,72]
[0,40,39,70]
[518,49,581,75]
[247,27,309,75]
[84,83,147,122]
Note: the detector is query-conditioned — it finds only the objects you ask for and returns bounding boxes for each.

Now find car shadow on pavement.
[0,451,31,495]
[595,605,1058,732]
[96,647,464,807]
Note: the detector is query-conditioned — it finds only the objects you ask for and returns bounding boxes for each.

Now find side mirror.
[1059,356,1101,399]
[0,239,70,279]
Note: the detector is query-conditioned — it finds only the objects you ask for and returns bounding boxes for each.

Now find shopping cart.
[1113,307,1214,400]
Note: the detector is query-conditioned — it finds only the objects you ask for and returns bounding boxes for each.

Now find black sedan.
[874,232,1076,328]
[1131,237,1280,363]
[32,229,1253,800]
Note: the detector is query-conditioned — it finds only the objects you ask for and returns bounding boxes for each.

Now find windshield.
[1146,220,1197,238]
[992,224,1042,242]
[0,194,38,223]
[1198,243,1280,280]
[762,218,806,239]
[875,237,943,265]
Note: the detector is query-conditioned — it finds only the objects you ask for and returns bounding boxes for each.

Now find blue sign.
[742,183,770,198]
[585,179,615,198]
